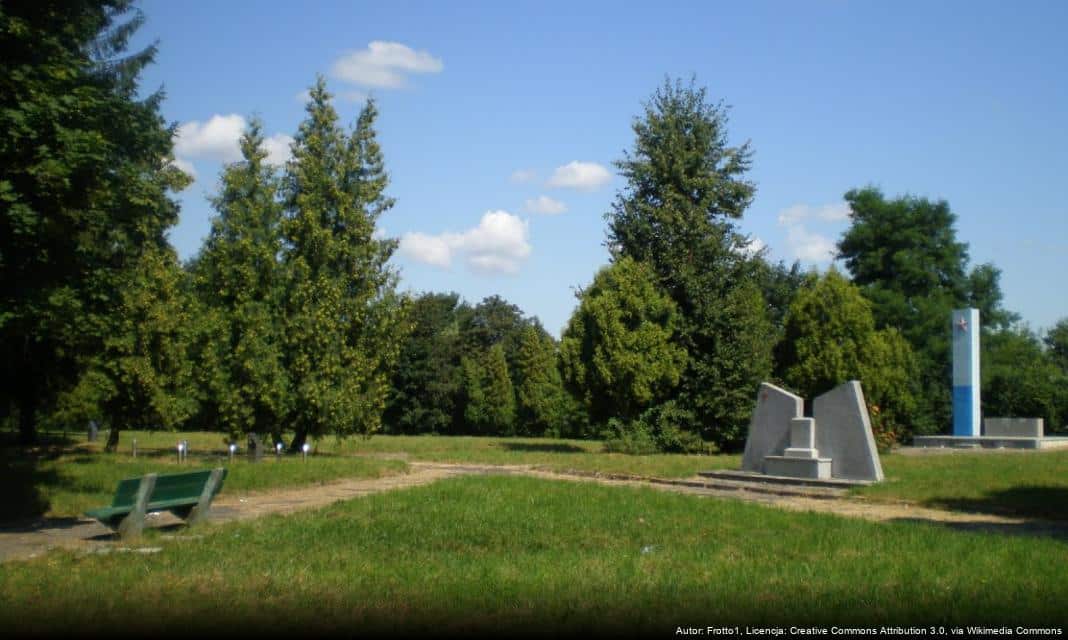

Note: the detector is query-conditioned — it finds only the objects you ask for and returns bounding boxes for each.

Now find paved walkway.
[2,461,1065,563]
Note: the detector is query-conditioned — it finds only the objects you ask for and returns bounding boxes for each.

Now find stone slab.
[741,383,803,473]
[699,469,873,488]
[763,455,832,480]
[790,417,816,449]
[984,418,1044,438]
[813,381,884,482]
[912,435,1068,450]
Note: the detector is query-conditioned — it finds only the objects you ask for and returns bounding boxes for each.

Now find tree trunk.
[105,426,121,452]
[17,391,37,446]
[289,429,307,453]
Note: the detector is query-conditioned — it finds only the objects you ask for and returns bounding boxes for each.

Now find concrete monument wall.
[813,381,884,482]
[741,383,802,473]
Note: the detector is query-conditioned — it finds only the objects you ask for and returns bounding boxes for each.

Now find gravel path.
[2,461,1064,563]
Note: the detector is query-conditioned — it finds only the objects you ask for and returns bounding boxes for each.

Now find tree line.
[3,2,1067,453]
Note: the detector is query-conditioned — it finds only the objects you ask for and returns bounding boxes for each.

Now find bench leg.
[186,468,225,526]
[117,473,157,540]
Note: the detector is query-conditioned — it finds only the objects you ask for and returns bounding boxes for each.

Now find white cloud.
[399,210,532,274]
[262,134,294,167]
[174,115,292,171]
[775,202,849,264]
[175,114,246,163]
[786,225,837,263]
[331,41,443,89]
[776,202,851,225]
[524,195,568,215]
[547,161,611,191]
[398,232,452,268]
[170,157,197,179]
[294,89,311,104]
[509,169,537,184]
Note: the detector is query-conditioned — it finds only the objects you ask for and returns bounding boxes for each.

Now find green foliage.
[0,1,188,443]
[982,326,1067,433]
[837,187,1015,434]
[1045,318,1068,373]
[55,247,197,450]
[189,120,290,441]
[281,78,408,449]
[514,325,569,436]
[604,77,773,450]
[603,400,706,455]
[462,344,516,435]
[560,257,687,427]
[777,269,919,443]
[384,292,467,434]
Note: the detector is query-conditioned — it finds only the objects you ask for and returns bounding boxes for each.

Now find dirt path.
[2,461,1064,563]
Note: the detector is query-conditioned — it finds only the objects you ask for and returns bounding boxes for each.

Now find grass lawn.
[5,430,1068,523]
[856,448,1068,521]
[0,476,1064,634]
[1,443,408,522]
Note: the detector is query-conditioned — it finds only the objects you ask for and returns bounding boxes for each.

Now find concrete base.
[984,418,1044,438]
[763,455,832,479]
[699,469,874,488]
[912,435,1068,450]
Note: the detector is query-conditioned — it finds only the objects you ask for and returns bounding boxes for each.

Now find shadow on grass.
[497,442,587,453]
[925,486,1068,522]
[891,516,1068,543]
[0,516,86,534]
[0,446,72,523]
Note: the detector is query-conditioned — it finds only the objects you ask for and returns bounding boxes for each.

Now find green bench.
[85,468,227,539]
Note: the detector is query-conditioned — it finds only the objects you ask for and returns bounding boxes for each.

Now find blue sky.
[136,0,1068,337]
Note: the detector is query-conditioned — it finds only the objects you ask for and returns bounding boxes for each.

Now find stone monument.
[740,380,883,483]
[952,308,980,437]
[912,308,1068,449]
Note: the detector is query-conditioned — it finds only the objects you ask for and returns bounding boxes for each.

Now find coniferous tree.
[604,77,772,449]
[0,1,189,442]
[560,257,687,427]
[281,78,407,450]
[514,325,568,436]
[191,120,289,442]
[776,269,919,444]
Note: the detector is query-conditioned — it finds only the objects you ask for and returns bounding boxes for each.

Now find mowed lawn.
[1,476,1065,634]
[1,443,408,521]
[859,448,1068,521]
[6,430,1068,522]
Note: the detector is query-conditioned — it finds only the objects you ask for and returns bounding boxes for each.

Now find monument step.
[698,469,874,489]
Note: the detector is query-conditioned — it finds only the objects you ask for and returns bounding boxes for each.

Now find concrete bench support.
[117,473,157,540]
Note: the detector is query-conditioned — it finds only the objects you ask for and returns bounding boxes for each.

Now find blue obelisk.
[951,308,981,436]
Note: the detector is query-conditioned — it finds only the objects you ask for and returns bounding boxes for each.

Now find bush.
[602,402,708,455]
